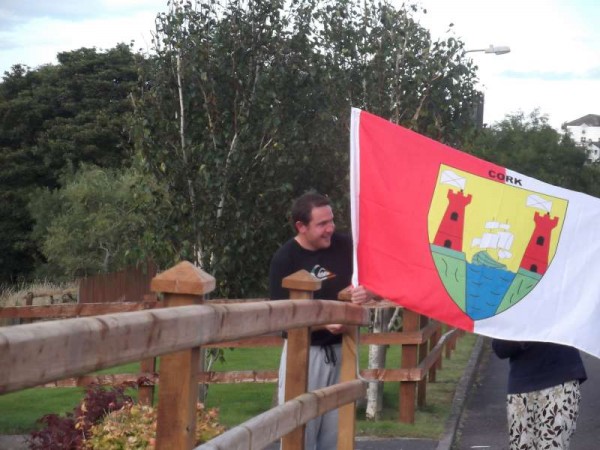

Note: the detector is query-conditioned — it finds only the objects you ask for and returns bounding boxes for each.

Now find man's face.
[296,205,335,251]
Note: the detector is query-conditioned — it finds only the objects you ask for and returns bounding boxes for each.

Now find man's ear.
[295,221,306,234]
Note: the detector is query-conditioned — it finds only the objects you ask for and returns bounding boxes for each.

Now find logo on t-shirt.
[310,265,336,281]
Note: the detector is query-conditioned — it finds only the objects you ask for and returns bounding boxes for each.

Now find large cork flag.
[350,108,600,358]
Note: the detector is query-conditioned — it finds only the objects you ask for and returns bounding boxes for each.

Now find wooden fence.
[0,298,459,423]
[78,261,157,303]
[0,261,461,449]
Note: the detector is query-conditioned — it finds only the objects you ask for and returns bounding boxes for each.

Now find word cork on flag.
[350,108,600,358]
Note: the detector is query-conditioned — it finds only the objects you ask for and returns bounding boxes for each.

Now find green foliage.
[24,381,223,449]
[465,110,600,196]
[0,45,139,283]
[0,1,483,289]
[29,165,174,278]
[132,0,481,297]
[85,403,224,449]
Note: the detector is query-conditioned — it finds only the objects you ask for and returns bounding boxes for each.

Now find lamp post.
[465,45,510,55]
[464,45,510,127]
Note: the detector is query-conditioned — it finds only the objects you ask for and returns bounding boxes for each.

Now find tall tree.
[465,110,600,196]
[132,0,480,297]
[0,45,139,282]
[29,165,173,278]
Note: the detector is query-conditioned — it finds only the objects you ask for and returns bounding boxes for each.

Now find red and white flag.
[350,108,600,358]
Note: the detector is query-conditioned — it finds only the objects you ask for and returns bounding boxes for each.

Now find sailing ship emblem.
[471,221,514,261]
[428,165,567,320]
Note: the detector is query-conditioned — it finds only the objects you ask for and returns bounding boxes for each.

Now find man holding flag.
[269,191,372,450]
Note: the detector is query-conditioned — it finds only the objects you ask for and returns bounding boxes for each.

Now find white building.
[564,114,600,163]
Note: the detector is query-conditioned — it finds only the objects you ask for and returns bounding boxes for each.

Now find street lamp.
[463,45,510,128]
[465,45,510,55]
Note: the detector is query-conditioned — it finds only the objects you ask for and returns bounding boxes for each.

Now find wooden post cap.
[282,269,322,292]
[150,261,216,295]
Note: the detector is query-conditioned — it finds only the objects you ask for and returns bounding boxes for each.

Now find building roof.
[565,114,600,127]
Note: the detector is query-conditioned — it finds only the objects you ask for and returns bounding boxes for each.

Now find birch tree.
[132,0,480,298]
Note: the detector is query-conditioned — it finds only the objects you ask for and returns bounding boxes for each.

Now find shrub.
[28,383,132,450]
[85,403,224,449]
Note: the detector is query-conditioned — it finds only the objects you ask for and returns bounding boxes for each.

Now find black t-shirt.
[269,233,353,345]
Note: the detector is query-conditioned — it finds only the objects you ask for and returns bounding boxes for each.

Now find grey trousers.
[278,341,342,450]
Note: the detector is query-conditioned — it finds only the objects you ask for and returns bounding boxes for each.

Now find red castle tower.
[519,212,559,274]
[433,189,472,252]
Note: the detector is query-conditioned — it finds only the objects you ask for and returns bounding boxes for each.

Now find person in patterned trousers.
[492,340,587,449]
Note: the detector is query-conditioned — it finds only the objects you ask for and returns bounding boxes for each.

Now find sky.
[0,0,598,131]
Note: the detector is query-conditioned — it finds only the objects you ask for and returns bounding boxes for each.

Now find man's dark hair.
[291,192,331,227]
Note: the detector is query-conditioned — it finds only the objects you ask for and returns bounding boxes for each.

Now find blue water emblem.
[465,263,516,320]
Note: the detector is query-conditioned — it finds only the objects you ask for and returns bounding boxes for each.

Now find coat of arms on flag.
[429,165,567,320]
[350,107,600,358]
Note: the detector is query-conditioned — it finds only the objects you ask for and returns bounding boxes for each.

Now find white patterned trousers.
[507,380,581,450]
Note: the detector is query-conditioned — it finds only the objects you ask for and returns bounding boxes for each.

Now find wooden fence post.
[338,288,358,450]
[281,270,321,450]
[139,294,159,406]
[429,323,442,381]
[151,262,215,450]
[20,292,34,324]
[445,324,458,359]
[417,315,428,408]
[399,309,419,424]
[138,357,157,406]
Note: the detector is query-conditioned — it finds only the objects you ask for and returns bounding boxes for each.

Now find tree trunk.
[175,53,204,267]
[365,307,392,420]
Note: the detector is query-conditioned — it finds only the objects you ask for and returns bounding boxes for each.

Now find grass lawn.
[0,363,140,434]
[0,333,476,440]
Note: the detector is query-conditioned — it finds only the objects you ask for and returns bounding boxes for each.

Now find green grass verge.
[0,333,476,440]
[356,332,476,439]
[0,388,85,434]
[0,363,140,434]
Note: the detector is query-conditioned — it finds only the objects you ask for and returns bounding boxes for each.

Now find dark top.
[492,339,587,394]
[269,232,353,346]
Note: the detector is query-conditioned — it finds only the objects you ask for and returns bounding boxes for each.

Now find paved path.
[0,435,27,450]
[455,339,600,450]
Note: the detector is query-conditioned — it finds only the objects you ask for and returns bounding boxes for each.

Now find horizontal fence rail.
[25,327,457,386]
[0,299,369,395]
[0,301,158,319]
[196,380,367,450]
